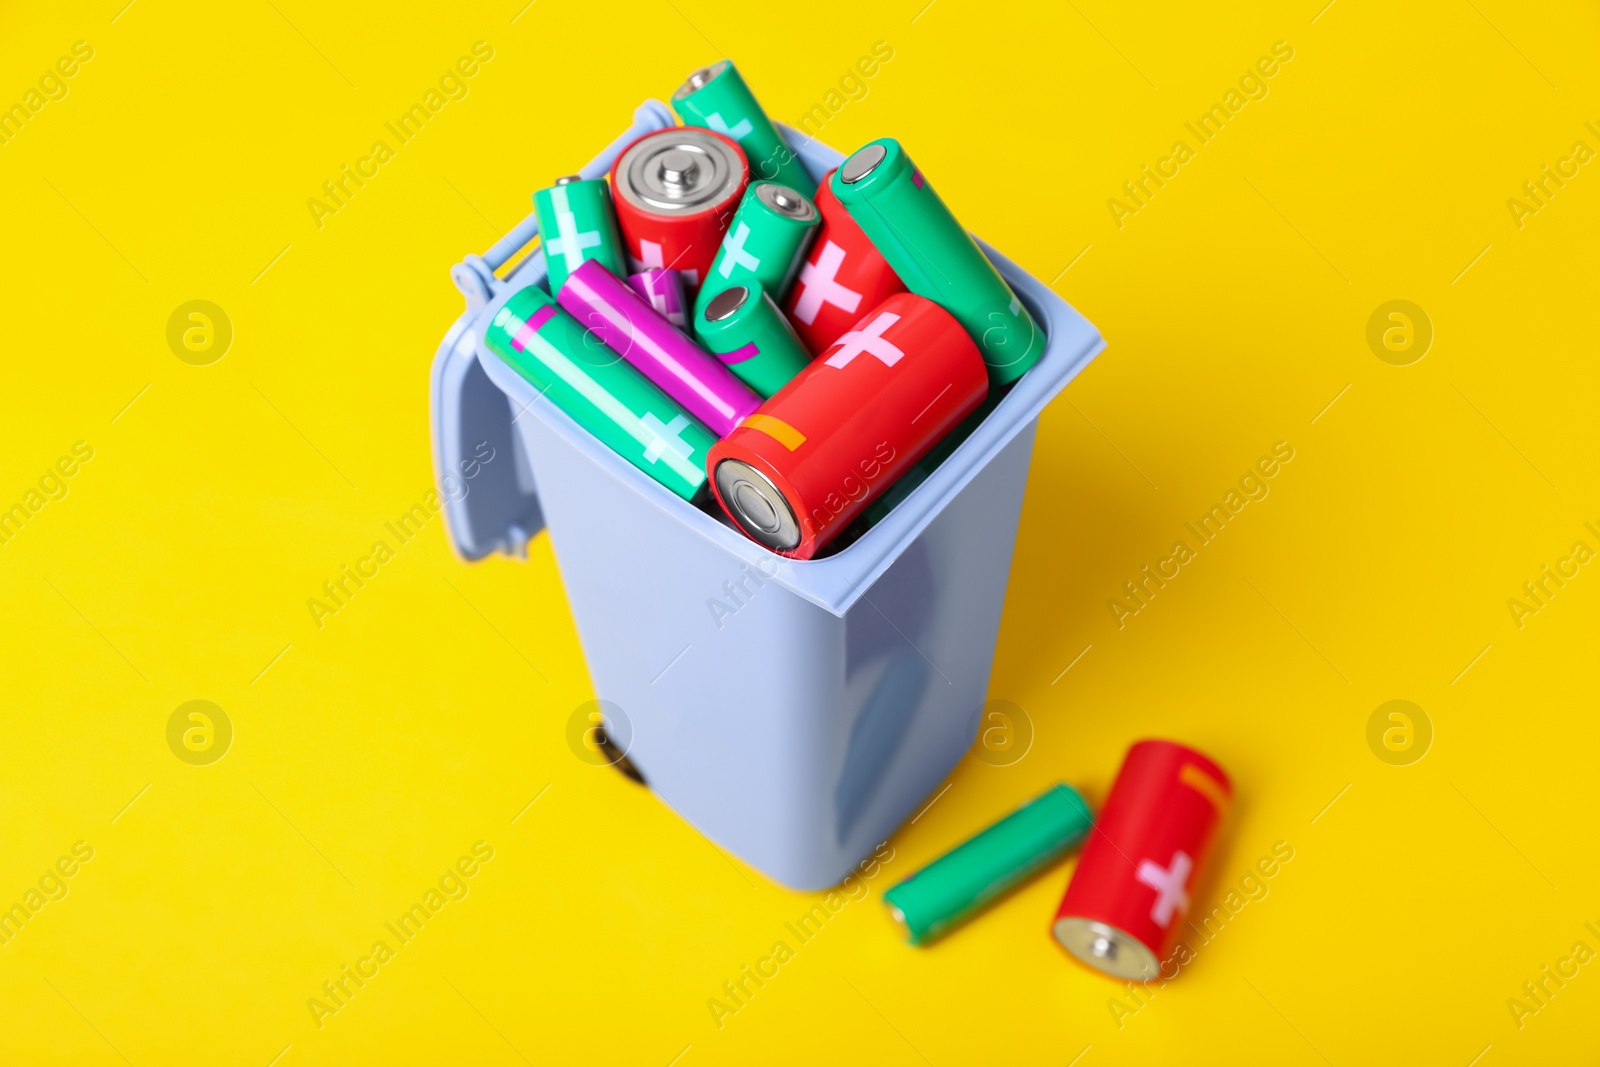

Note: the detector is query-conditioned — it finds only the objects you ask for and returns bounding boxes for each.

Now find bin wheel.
[594,726,646,786]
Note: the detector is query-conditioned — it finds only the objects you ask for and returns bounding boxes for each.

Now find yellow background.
[2,0,1596,1062]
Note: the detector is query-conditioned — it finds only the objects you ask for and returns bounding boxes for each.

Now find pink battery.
[628,269,691,330]
[558,259,760,438]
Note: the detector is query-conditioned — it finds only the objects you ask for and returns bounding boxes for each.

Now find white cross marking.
[545,185,600,273]
[792,241,862,325]
[824,312,903,369]
[705,112,753,141]
[629,238,664,272]
[1136,850,1192,928]
[628,239,698,286]
[718,222,760,278]
[641,412,694,464]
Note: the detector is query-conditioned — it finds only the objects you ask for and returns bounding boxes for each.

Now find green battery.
[883,782,1092,946]
[693,282,812,398]
[482,283,715,502]
[532,175,627,297]
[832,139,1045,386]
[694,182,820,323]
[672,60,814,196]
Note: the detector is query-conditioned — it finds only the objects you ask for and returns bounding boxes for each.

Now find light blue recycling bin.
[430,101,1105,890]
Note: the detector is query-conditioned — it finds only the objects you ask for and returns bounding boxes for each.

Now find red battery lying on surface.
[707,292,987,559]
[784,166,907,355]
[610,127,749,290]
[1052,740,1232,980]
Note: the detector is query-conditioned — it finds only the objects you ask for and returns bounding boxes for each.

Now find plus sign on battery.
[545,185,601,272]
[630,238,665,272]
[631,239,701,287]
[1135,850,1192,928]
[641,412,695,464]
[705,112,753,141]
[719,222,762,277]
[793,242,863,325]
[825,312,904,369]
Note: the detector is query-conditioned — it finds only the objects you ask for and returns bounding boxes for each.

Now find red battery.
[1052,740,1232,980]
[784,166,907,355]
[707,292,987,559]
[610,127,749,291]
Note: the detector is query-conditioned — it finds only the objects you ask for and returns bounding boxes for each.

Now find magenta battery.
[628,268,691,330]
[557,259,760,438]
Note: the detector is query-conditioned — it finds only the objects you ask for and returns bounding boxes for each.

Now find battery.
[694,182,820,322]
[693,282,812,398]
[785,167,907,356]
[628,268,691,330]
[706,292,988,559]
[672,60,814,196]
[1052,740,1233,981]
[862,393,1002,526]
[832,139,1045,386]
[556,259,760,438]
[611,127,749,290]
[531,175,627,297]
[481,282,715,502]
[883,783,1092,946]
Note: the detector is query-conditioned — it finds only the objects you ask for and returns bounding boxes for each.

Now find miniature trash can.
[429,101,1105,890]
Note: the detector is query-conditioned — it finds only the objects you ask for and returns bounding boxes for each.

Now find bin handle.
[449,99,678,309]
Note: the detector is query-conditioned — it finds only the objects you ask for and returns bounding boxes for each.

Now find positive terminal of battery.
[841,143,887,184]
[659,151,699,188]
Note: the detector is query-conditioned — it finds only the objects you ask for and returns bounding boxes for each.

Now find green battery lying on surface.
[695,182,820,322]
[672,60,814,196]
[883,782,1092,946]
[694,282,813,398]
[481,284,715,502]
[532,175,627,297]
[832,139,1045,387]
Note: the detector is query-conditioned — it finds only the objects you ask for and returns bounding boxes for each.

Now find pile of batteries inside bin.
[483,59,1045,560]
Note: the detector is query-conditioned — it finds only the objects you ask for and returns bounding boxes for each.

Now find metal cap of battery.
[1052,917,1160,981]
[715,459,800,551]
[615,129,744,215]
[674,60,729,100]
[755,182,818,222]
[555,174,582,185]
[841,143,888,184]
[704,285,749,323]
[658,151,699,189]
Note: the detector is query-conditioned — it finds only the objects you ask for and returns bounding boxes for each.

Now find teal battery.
[832,139,1045,386]
[693,282,813,398]
[694,182,820,322]
[672,60,814,196]
[883,783,1092,945]
[532,175,628,296]
[480,283,715,502]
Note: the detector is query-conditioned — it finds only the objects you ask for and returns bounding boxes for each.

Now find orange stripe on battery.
[1179,763,1230,812]
[742,413,807,451]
